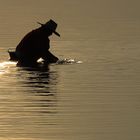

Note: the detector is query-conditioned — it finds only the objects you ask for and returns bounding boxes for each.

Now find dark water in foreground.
[0,18,140,140]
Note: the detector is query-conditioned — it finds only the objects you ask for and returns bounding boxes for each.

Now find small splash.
[57,59,82,64]
[0,61,17,67]
[0,61,17,75]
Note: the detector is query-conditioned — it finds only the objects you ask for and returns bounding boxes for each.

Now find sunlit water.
[0,3,140,140]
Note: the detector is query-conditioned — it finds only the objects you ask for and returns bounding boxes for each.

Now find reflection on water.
[0,62,59,139]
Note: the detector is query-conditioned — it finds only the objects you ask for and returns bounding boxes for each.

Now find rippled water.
[0,1,140,140]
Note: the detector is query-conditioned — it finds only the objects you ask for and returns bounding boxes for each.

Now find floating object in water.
[8,48,18,61]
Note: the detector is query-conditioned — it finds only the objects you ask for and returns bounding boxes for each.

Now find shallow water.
[0,1,140,140]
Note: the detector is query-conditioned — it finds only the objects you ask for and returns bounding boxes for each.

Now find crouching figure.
[9,19,60,67]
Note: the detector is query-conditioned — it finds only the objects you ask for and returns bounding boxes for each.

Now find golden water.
[0,1,140,140]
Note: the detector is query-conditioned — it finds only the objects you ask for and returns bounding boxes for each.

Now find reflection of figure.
[24,66,51,89]
[18,66,58,114]
[15,19,60,67]
[19,66,58,93]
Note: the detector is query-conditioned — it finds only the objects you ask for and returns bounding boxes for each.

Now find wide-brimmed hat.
[37,19,60,37]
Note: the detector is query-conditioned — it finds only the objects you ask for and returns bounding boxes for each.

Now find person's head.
[38,19,60,37]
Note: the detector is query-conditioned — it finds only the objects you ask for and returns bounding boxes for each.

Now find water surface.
[0,1,140,140]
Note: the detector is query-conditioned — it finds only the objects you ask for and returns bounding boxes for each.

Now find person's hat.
[37,19,60,37]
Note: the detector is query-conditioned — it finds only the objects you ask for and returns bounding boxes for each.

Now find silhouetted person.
[15,19,60,66]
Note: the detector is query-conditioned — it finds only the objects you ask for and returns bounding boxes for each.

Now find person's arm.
[41,38,59,63]
[42,50,59,63]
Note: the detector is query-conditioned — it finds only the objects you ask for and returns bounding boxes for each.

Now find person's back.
[16,27,50,65]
